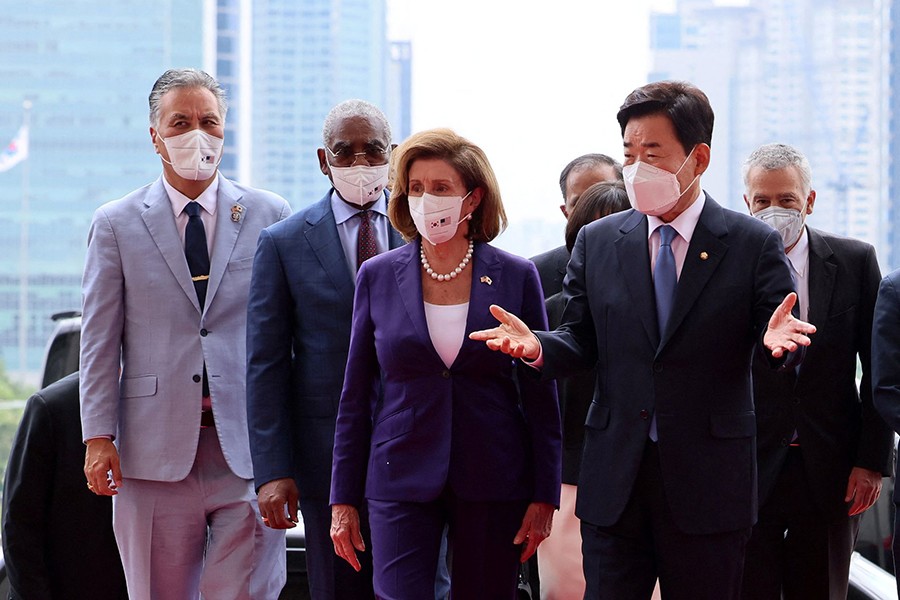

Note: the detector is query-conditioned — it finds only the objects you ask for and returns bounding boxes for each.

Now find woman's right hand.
[330,503,365,571]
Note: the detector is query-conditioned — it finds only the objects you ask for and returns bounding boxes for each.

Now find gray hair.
[742,143,812,197]
[149,68,228,128]
[322,99,392,147]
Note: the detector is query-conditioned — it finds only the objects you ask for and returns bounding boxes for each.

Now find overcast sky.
[386,0,677,228]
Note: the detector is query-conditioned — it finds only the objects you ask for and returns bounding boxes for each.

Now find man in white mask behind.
[246,100,421,600]
[80,68,292,599]
[741,143,892,599]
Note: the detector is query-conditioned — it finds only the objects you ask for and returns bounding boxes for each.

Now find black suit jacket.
[2,372,128,600]
[753,228,893,521]
[531,245,569,299]
[537,195,798,535]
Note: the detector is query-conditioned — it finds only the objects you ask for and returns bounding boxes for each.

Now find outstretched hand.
[469,305,541,360]
[764,292,816,358]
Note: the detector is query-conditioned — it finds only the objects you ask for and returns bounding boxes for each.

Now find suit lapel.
[457,243,502,367]
[305,194,356,300]
[205,177,244,311]
[614,211,659,348]
[805,228,835,328]
[392,240,439,361]
[659,197,729,352]
[141,179,201,313]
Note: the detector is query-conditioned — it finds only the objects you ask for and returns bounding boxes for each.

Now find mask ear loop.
[461,190,475,221]
[673,146,700,199]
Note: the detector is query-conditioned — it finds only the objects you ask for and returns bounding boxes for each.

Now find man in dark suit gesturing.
[472,81,815,599]
[740,144,892,599]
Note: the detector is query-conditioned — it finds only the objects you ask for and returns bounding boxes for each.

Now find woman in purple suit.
[330,128,561,600]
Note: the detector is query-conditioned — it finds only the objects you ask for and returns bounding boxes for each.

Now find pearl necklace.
[421,239,474,282]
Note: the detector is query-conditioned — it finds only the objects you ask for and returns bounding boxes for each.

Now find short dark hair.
[616,80,714,155]
[564,181,630,253]
[558,154,623,200]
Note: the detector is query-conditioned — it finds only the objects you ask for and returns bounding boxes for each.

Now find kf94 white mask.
[408,191,472,245]
[158,129,224,181]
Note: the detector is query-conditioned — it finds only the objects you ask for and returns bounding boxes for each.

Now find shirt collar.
[646,191,706,242]
[163,173,220,218]
[785,226,809,278]
[330,189,388,225]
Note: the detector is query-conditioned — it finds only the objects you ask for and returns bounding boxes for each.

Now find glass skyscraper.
[250,0,389,208]
[649,0,891,270]
[0,0,406,379]
[0,1,208,378]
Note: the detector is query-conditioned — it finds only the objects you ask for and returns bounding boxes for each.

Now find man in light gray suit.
[80,68,291,600]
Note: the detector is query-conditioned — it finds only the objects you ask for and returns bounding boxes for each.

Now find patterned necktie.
[650,224,678,442]
[184,201,210,309]
[357,210,377,270]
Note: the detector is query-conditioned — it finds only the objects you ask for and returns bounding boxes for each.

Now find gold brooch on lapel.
[699,251,709,261]
[231,204,244,223]
[480,276,493,286]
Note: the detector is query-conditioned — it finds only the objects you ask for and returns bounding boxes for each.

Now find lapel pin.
[231,204,244,223]
[700,251,709,261]
[480,275,492,285]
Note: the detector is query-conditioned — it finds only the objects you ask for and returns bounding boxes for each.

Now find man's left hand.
[763,293,816,358]
[846,467,883,516]
[513,502,554,563]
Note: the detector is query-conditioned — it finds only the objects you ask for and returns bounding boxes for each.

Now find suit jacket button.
[653,363,663,373]
[442,370,451,379]
[780,438,789,447]
[793,397,800,405]
[200,328,208,337]
[192,374,202,383]
[639,409,650,420]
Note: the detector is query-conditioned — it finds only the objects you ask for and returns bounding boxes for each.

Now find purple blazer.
[330,240,561,508]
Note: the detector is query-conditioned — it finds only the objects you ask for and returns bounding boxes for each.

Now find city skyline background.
[0,0,896,382]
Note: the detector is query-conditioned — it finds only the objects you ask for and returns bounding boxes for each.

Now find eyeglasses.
[325,145,390,168]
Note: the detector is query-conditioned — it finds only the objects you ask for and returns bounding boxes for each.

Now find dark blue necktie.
[184,201,210,398]
[651,224,678,441]
[184,201,210,309]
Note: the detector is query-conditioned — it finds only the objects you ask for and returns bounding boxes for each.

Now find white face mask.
[622,148,699,216]
[328,163,390,207]
[753,205,806,249]
[408,191,472,245]
[157,129,224,181]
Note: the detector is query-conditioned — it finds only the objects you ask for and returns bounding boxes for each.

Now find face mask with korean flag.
[157,129,224,181]
[408,191,473,245]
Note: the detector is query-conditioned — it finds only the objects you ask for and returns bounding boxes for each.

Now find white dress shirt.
[646,192,707,280]
[163,173,220,258]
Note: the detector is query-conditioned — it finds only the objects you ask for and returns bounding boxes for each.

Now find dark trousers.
[300,496,375,600]
[581,441,750,600]
[742,447,858,600]
[368,491,528,600]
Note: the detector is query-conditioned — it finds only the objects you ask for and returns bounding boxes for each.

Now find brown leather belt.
[200,410,215,428]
